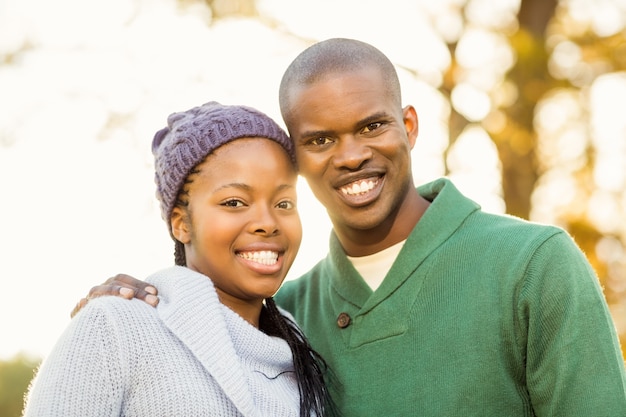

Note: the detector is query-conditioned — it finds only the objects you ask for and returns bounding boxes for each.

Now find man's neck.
[335,190,431,257]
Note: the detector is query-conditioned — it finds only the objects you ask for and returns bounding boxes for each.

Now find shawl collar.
[147,266,260,417]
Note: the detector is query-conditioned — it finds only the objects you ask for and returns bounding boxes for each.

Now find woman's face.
[172,138,301,315]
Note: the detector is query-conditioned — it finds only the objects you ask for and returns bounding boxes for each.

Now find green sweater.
[275,178,626,416]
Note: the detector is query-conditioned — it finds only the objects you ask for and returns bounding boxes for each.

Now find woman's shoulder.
[76,294,158,334]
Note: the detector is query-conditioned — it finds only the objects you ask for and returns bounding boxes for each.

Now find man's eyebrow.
[298,128,335,141]
[358,112,391,127]
[297,112,392,141]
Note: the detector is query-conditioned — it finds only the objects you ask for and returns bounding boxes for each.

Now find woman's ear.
[171,206,191,244]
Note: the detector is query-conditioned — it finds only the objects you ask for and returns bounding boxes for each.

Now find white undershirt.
[346,240,406,291]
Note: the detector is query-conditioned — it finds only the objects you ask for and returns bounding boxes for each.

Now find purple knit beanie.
[152,101,296,231]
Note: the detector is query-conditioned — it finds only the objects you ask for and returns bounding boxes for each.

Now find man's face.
[284,67,418,236]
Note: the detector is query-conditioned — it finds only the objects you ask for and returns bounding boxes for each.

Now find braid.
[174,240,186,266]
[262,297,333,417]
[172,170,195,267]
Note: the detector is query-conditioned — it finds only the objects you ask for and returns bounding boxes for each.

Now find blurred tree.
[495,0,558,220]
[0,354,40,417]
[441,0,559,219]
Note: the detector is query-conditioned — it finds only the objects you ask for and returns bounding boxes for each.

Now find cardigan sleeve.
[23,299,128,416]
[518,231,626,416]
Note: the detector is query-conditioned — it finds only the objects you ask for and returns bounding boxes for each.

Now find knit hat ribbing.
[152,101,296,231]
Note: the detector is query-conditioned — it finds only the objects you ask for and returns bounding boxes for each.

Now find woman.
[23,102,330,416]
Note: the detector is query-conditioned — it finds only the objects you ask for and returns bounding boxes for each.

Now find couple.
[24,38,626,416]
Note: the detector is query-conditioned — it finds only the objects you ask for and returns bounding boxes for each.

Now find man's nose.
[332,135,373,170]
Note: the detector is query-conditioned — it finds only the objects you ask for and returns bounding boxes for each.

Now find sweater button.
[337,312,351,328]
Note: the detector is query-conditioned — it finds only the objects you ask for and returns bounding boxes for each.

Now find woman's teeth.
[238,251,279,265]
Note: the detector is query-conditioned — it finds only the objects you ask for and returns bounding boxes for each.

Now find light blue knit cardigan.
[23,266,300,416]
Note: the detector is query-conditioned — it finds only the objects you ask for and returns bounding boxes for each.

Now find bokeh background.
[1,0,625,414]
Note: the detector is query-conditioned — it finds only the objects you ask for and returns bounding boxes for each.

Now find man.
[78,38,626,416]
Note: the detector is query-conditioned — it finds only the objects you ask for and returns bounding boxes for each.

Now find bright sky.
[1,0,624,360]
[0,0,460,360]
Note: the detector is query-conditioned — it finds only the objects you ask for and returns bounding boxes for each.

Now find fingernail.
[120,287,134,297]
[146,294,159,306]
[145,286,157,295]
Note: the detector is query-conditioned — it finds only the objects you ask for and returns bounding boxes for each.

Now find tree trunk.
[493,0,557,219]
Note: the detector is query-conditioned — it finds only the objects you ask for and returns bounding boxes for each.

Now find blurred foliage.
[202,0,257,18]
[0,354,40,417]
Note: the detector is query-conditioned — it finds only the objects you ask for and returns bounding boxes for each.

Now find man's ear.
[171,206,191,244]
[403,105,419,150]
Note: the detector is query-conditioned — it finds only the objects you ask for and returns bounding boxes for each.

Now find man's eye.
[362,122,382,133]
[309,137,332,146]
[222,199,245,208]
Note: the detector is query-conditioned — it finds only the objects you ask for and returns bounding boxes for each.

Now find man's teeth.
[341,179,376,196]
[238,251,279,265]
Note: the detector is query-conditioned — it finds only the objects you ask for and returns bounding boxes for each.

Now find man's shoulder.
[278,268,319,296]
[458,211,591,271]
[471,209,565,241]
[422,178,566,241]
[275,261,328,307]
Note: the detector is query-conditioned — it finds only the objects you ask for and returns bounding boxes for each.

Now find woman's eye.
[277,200,296,210]
[222,199,245,208]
